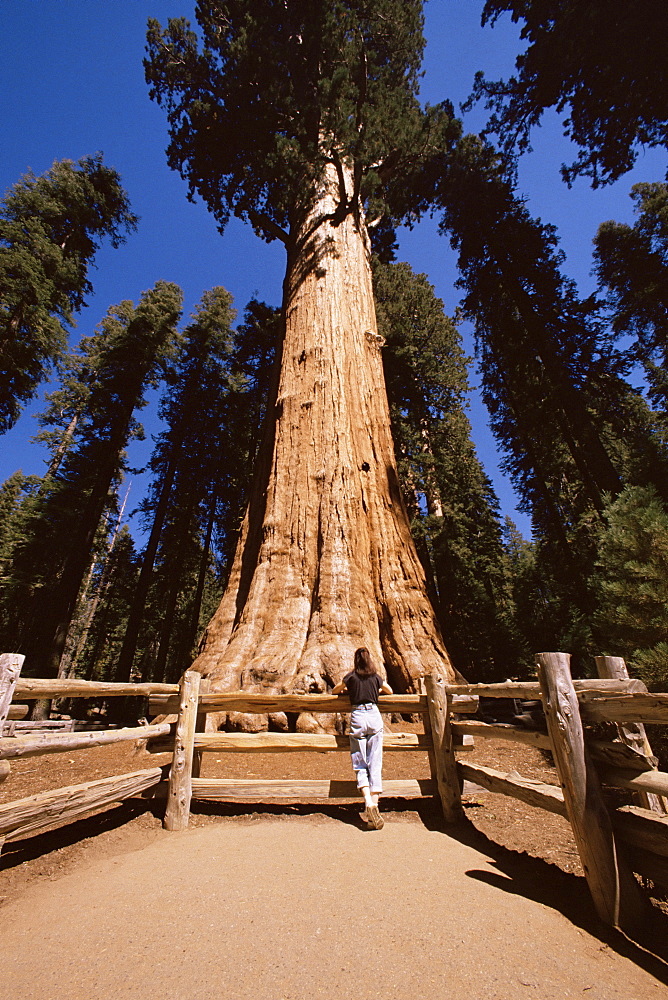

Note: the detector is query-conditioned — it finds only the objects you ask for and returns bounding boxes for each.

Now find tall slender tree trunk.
[193,164,454,722]
[46,413,79,477]
[115,452,179,683]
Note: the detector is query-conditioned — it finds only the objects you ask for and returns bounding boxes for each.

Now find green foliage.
[144,1,460,240]
[0,282,182,675]
[0,154,137,431]
[435,138,624,528]
[595,182,668,415]
[375,259,524,679]
[471,0,668,186]
[592,486,668,687]
[117,291,278,683]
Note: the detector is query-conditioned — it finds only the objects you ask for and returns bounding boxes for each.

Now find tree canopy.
[470,0,668,186]
[145,0,460,242]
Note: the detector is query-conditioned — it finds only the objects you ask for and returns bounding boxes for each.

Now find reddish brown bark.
[192,164,455,728]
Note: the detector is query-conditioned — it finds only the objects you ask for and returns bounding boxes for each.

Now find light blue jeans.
[349,703,384,794]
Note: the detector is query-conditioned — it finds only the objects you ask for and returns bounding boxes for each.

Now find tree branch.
[247,211,290,246]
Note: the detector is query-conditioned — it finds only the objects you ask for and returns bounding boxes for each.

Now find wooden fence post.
[595,655,667,815]
[0,654,26,788]
[536,652,646,930]
[0,654,24,732]
[163,670,201,832]
[424,673,463,824]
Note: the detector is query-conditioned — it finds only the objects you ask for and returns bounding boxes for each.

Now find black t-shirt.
[344,671,382,705]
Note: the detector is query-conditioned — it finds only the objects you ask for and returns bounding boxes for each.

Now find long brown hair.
[353,647,376,678]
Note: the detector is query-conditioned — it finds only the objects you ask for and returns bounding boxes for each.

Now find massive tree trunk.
[192,163,455,728]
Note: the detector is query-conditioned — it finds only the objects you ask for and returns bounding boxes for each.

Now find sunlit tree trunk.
[193,164,454,727]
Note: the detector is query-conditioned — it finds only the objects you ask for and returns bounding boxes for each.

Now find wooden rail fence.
[2,651,668,932]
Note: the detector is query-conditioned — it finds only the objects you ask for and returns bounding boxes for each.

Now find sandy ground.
[2,812,668,1000]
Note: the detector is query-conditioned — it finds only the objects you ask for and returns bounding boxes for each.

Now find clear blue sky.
[1,1,666,539]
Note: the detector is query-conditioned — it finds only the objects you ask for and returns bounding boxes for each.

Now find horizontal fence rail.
[190,778,436,801]
[147,730,436,754]
[150,691,430,716]
[14,678,179,699]
[0,723,172,761]
[2,651,668,933]
[0,768,165,844]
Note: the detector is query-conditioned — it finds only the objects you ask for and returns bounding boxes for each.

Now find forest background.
[2,0,667,694]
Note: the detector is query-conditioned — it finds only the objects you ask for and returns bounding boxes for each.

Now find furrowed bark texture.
[193,164,454,725]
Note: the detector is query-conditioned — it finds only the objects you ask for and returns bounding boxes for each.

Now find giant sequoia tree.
[145,1,462,709]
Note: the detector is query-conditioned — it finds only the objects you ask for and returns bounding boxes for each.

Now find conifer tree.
[375,260,522,678]
[434,140,623,519]
[145,0,465,705]
[0,154,137,430]
[1,281,182,678]
[118,294,278,685]
[470,0,668,186]
[594,182,668,416]
[115,287,236,683]
[593,486,668,689]
[74,526,139,683]
[421,138,668,657]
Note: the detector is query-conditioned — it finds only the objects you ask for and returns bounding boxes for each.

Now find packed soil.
[2,719,668,998]
[0,720,584,884]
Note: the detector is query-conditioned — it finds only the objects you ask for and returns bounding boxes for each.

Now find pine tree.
[0,154,137,430]
[145,1,465,705]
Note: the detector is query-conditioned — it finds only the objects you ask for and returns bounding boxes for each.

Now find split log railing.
[2,651,668,932]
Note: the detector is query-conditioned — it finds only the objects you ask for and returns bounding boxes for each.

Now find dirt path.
[1,813,667,1000]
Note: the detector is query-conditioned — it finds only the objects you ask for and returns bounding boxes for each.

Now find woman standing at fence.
[332,647,393,830]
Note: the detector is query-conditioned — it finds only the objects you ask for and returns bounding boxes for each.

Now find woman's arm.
[331,680,347,694]
[380,681,393,695]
